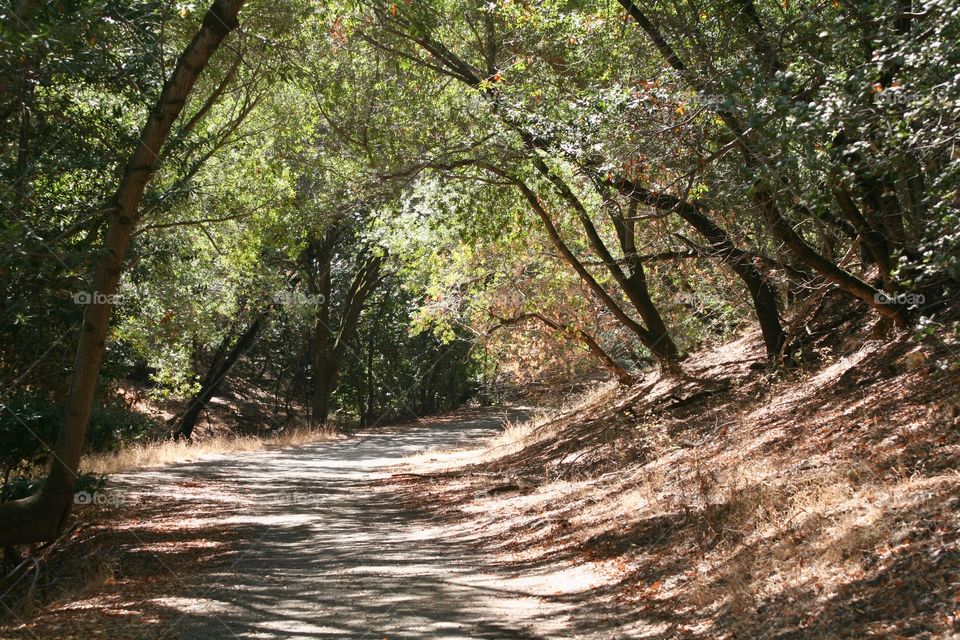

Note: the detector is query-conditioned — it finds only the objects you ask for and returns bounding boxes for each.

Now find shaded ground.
[2,408,597,640]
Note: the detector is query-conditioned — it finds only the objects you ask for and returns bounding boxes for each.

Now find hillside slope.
[391,305,960,639]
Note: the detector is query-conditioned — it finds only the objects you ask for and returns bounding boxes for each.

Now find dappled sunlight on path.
[105,409,574,639]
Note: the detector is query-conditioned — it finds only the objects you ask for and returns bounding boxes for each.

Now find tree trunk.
[754,184,906,324]
[172,312,266,440]
[312,254,384,426]
[831,184,895,289]
[310,236,335,426]
[613,179,787,359]
[365,334,375,425]
[574,327,634,385]
[507,176,668,359]
[0,0,243,547]
[532,157,680,361]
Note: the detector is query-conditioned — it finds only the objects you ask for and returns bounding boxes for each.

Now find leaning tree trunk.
[472,165,670,363]
[532,156,680,361]
[0,0,244,547]
[173,312,267,440]
[613,179,787,359]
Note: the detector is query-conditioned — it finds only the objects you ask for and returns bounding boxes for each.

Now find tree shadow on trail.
[96,409,567,640]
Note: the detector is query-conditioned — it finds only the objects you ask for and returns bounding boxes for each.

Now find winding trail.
[112,409,574,640]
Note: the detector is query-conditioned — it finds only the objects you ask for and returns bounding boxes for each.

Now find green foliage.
[335,277,477,425]
[0,396,60,477]
[0,393,152,502]
[3,0,959,474]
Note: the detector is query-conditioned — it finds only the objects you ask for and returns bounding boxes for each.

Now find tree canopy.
[1,0,958,544]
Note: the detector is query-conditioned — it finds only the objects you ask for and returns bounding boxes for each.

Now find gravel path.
[111,410,574,640]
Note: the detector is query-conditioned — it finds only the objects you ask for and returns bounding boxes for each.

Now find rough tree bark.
[0,0,244,546]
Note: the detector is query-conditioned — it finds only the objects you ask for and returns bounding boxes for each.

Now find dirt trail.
[104,409,579,640]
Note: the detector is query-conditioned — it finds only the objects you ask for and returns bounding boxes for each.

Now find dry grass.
[82,425,339,475]
[488,382,619,452]
[478,413,553,461]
